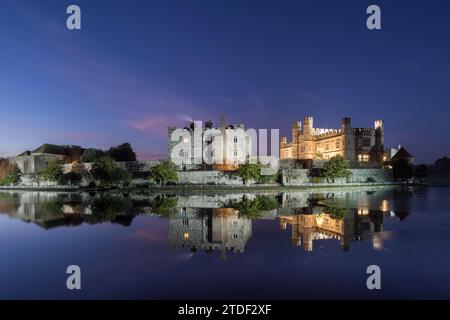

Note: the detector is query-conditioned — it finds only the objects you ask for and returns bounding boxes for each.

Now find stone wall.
[176,171,245,185]
[282,168,392,186]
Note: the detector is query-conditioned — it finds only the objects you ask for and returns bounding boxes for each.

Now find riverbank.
[0,182,408,193]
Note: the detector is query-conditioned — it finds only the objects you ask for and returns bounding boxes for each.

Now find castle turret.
[303,116,313,134]
[374,120,384,147]
[291,121,301,142]
[341,117,351,133]
[302,117,314,159]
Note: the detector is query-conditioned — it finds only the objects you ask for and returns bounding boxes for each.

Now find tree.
[434,157,450,172]
[321,156,351,183]
[80,148,105,163]
[91,156,131,186]
[107,143,136,162]
[230,195,280,218]
[281,161,302,185]
[0,161,21,186]
[393,159,413,181]
[40,161,63,182]
[415,164,428,183]
[150,195,178,217]
[149,161,178,186]
[238,163,261,185]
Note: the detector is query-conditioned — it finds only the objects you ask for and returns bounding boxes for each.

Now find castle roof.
[32,143,72,156]
[392,147,413,161]
[15,143,83,157]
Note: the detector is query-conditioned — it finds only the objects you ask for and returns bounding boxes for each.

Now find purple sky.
[1,0,450,163]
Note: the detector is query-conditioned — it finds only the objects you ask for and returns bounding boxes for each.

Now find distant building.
[168,116,252,171]
[9,143,84,175]
[280,117,384,165]
[383,145,414,168]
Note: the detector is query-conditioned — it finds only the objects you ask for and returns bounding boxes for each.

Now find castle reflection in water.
[0,187,413,257]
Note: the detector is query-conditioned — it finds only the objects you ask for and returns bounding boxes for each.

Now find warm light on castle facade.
[280,117,385,163]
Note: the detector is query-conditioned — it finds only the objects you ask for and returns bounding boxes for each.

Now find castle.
[280,117,384,164]
[168,116,252,171]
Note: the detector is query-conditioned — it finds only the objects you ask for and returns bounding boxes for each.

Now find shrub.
[366,177,376,183]
[59,171,83,185]
[310,177,323,184]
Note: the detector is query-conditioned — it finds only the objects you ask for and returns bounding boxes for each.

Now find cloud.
[126,115,178,138]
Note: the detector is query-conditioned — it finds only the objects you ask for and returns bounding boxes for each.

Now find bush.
[59,171,83,185]
[366,177,376,183]
[149,161,178,186]
[310,177,323,184]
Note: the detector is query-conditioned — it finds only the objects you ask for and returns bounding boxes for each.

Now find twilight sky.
[0,0,449,163]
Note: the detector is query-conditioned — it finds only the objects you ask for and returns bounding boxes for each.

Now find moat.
[0,186,449,299]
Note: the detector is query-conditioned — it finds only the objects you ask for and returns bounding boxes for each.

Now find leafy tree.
[91,156,131,186]
[321,156,351,183]
[415,164,428,183]
[107,143,136,162]
[434,157,450,172]
[80,148,106,163]
[150,195,178,217]
[229,195,280,218]
[0,161,21,186]
[238,163,261,184]
[393,159,413,181]
[40,161,63,182]
[149,161,178,186]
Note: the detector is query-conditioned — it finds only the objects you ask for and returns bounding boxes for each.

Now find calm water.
[0,186,449,299]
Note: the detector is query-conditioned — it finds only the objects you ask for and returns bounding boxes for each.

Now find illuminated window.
[358,154,370,162]
[183,137,189,143]
[183,232,190,240]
